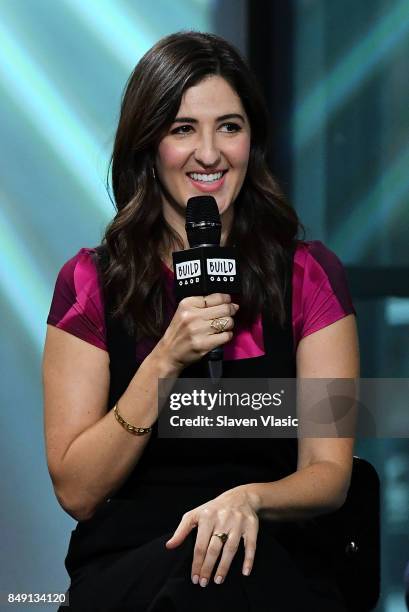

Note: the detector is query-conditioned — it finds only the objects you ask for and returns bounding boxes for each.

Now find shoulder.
[292,240,356,345]
[56,247,99,287]
[295,240,352,303]
[295,239,344,272]
[47,247,106,351]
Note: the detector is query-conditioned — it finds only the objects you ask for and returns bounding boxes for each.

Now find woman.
[43,31,358,611]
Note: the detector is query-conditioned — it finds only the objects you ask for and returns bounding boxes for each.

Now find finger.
[191,524,221,587]
[203,293,232,308]
[200,330,233,353]
[201,531,239,585]
[165,512,197,549]
[207,316,235,334]
[212,531,241,584]
[180,295,212,309]
[204,302,239,320]
[240,518,259,576]
[189,512,213,578]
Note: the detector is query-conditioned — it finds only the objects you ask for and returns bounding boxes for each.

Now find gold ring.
[213,532,228,544]
[210,318,229,333]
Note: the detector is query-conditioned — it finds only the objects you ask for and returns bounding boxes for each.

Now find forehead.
[178,75,245,116]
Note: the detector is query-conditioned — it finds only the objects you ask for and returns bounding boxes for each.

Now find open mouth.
[186,170,228,183]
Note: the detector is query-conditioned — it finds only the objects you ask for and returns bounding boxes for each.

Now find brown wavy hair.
[101,30,305,340]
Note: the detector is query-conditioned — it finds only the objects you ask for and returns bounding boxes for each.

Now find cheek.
[157,141,185,170]
[228,137,251,168]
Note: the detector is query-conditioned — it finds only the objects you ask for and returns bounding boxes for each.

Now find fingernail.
[215,575,223,584]
[233,303,239,309]
[192,574,199,584]
[243,567,251,576]
[199,577,208,587]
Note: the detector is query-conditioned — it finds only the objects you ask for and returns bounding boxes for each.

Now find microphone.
[172,196,240,381]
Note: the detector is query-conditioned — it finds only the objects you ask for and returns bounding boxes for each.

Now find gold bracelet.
[113,403,153,436]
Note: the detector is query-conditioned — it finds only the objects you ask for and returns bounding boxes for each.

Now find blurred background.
[0,0,408,610]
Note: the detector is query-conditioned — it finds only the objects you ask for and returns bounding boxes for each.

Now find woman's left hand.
[165,485,260,586]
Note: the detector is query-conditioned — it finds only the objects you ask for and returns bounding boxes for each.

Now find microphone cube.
[172,246,240,302]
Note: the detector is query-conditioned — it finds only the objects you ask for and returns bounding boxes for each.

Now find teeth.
[188,171,224,182]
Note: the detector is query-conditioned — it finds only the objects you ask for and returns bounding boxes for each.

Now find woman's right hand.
[156,293,239,371]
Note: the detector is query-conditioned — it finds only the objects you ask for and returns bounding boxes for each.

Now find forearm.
[55,347,181,521]
[245,460,350,522]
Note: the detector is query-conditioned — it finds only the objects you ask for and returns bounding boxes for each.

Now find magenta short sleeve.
[293,240,356,350]
[46,248,107,351]
[46,242,356,359]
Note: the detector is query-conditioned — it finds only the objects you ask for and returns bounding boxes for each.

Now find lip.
[186,171,227,193]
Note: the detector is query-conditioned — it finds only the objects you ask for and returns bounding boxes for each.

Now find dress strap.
[93,244,136,409]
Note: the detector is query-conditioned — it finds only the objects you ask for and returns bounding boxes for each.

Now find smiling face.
[155,75,251,242]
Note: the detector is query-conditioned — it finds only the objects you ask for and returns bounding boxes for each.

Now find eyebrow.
[172,113,246,124]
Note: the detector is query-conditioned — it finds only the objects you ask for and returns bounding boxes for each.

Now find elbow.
[325,460,353,513]
[329,493,347,513]
[53,483,97,522]
[334,472,353,512]
[49,463,99,522]
[324,483,350,514]
[58,492,96,522]
[67,504,97,523]
[315,495,346,518]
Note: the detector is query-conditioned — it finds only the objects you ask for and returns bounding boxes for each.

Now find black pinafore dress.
[59,245,347,611]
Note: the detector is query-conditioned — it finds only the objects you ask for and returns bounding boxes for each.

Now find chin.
[220,195,235,211]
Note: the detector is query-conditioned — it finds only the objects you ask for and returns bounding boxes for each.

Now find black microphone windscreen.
[185,196,221,247]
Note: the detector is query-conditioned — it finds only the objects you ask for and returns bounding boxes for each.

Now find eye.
[219,122,242,132]
[170,125,193,135]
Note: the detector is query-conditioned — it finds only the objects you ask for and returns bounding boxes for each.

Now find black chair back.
[316,456,381,611]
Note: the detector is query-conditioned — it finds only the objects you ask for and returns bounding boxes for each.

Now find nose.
[194,132,221,168]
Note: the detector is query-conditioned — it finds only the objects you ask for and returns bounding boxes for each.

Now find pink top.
[46,241,356,360]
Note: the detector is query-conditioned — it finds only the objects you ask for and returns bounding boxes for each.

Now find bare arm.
[43,293,238,522]
[244,313,359,520]
[43,325,180,522]
[162,314,359,587]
